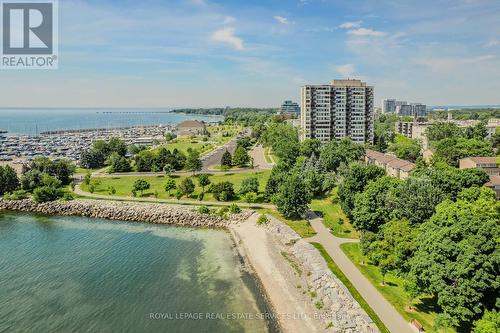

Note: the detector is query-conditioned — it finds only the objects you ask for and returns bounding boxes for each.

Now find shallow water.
[0,212,276,333]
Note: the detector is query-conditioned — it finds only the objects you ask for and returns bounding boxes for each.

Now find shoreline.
[0,198,378,333]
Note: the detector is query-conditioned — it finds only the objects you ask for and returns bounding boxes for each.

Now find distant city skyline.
[1,0,499,107]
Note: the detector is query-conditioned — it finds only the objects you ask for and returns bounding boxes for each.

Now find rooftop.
[462,156,498,165]
[176,120,206,128]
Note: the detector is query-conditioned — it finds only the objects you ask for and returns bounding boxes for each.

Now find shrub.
[210,181,235,201]
[257,214,269,225]
[62,193,74,201]
[198,206,210,214]
[229,203,241,214]
[239,177,259,195]
[33,186,63,203]
[243,192,258,203]
[197,192,205,201]
[3,190,28,201]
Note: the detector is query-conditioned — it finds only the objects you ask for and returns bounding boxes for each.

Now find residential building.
[382,99,396,114]
[365,149,415,179]
[459,156,500,199]
[396,102,427,117]
[279,100,300,115]
[175,120,208,137]
[300,79,374,144]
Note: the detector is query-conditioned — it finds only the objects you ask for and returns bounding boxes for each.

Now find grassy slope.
[311,242,390,333]
[81,171,271,203]
[341,243,449,333]
[255,208,316,238]
[310,188,359,239]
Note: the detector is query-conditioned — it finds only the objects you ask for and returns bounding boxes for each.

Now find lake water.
[0,108,223,136]
[0,212,277,333]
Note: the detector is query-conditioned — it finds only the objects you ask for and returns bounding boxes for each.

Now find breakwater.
[0,199,252,228]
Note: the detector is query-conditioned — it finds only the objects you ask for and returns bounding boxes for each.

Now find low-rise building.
[365,149,415,180]
[459,156,500,199]
[175,120,208,137]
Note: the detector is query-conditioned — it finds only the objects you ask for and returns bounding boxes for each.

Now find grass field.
[310,188,358,239]
[80,170,271,203]
[311,243,390,333]
[255,208,316,238]
[161,137,222,155]
[341,243,448,333]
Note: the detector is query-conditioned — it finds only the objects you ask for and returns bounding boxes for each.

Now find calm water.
[0,108,223,135]
[0,212,276,333]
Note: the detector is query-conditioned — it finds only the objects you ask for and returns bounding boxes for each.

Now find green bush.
[33,186,63,203]
[229,203,241,214]
[198,206,210,214]
[244,192,258,203]
[257,214,269,225]
[3,190,28,201]
[62,193,74,201]
[210,181,235,201]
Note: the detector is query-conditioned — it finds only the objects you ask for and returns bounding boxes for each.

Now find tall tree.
[221,150,232,168]
[274,173,310,218]
[185,150,202,175]
[409,187,500,327]
[0,165,19,195]
[232,146,250,167]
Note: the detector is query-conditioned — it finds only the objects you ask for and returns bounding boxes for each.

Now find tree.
[221,150,232,168]
[164,177,176,196]
[319,138,365,172]
[132,179,150,196]
[0,165,19,195]
[108,152,131,173]
[387,134,421,162]
[301,154,327,197]
[274,174,310,219]
[300,139,322,158]
[232,146,250,167]
[390,176,445,225]
[464,121,487,140]
[209,181,235,201]
[433,137,494,166]
[32,186,63,203]
[264,162,288,201]
[107,137,128,157]
[178,178,195,198]
[239,177,259,195]
[185,150,202,175]
[26,157,75,185]
[426,122,463,142]
[197,174,211,193]
[80,149,105,169]
[351,176,401,232]
[473,310,500,333]
[163,163,174,176]
[409,187,499,327]
[337,163,385,218]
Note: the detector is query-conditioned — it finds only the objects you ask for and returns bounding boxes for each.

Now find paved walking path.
[73,184,275,209]
[306,211,413,333]
[250,144,274,170]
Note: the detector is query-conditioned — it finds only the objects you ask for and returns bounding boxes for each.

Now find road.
[250,144,274,170]
[201,137,238,170]
[306,211,413,333]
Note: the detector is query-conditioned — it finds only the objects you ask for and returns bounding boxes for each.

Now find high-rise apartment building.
[382,99,396,113]
[300,79,374,144]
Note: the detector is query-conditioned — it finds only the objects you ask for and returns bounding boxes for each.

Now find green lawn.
[340,243,449,333]
[81,170,271,203]
[310,188,359,239]
[74,167,100,175]
[161,138,216,155]
[255,208,316,238]
[311,243,390,333]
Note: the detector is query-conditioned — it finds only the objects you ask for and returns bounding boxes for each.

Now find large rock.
[0,198,252,228]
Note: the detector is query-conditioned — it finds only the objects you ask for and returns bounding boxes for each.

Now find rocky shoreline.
[0,199,253,228]
[230,215,379,333]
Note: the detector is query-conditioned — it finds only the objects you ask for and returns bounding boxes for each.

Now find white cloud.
[335,64,355,77]
[273,16,289,24]
[347,28,386,37]
[211,27,244,50]
[339,21,362,29]
[222,16,236,24]
[485,39,499,47]
[413,55,495,72]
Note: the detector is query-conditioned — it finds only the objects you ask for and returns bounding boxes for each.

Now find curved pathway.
[250,144,274,170]
[306,211,413,333]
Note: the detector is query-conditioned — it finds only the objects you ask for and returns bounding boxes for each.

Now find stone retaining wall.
[0,199,252,228]
[266,217,379,333]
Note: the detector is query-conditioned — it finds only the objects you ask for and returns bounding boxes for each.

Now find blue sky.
[1,0,499,107]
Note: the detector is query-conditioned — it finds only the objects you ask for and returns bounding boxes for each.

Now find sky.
[1,0,499,108]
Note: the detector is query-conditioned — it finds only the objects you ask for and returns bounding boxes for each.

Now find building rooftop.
[463,156,498,165]
[176,120,206,128]
[331,79,367,87]
[486,175,500,187]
